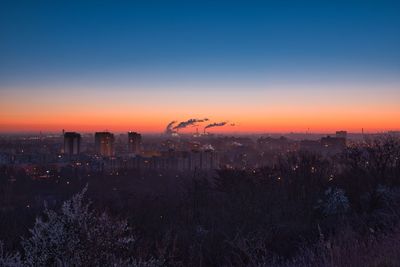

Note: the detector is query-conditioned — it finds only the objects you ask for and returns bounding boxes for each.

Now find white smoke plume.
[203,121,235,133]
[173,118,209,130]
[165,121,177,134]
[204,121,227,130]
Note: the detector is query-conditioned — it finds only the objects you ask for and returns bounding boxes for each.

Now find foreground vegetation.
[1,136,400,266]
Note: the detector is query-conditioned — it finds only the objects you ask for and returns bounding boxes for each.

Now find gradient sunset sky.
[1,1,399,133]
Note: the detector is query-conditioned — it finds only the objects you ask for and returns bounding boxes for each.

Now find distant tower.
[64,132,81,156]
[128,131,142,154]
[95,132,115,157]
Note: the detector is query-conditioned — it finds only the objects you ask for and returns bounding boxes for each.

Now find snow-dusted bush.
[20,186,139,266]
[317,188,349,216]
[377,185,400,208]
[0,241,23,267]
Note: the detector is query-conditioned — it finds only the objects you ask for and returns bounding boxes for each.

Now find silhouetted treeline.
[1,136,400,266]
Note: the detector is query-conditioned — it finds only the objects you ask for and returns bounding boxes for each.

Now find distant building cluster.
[5,128,395,178]
[61,130,218,172]
[127,150,219,171]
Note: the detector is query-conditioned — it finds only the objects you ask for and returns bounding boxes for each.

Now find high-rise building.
[64,132,81,156]
[128,131,142,154]
[95,132,115,157]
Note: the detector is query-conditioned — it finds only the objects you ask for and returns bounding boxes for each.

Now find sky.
[0,0,399,133]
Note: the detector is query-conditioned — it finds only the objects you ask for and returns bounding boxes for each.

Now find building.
[299,140,321,153]
[128,131,142,154]
[64,132,81,155]
[257,136,292,151]
[95,132,115,157]
[321,136,346,154]
[336,131,348,139]
[126,150,219,172]
[388,131,400,137]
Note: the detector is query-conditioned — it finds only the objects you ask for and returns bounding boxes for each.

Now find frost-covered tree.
[20,186,141,266]
[317,188,350,216]
[0,241,23,267]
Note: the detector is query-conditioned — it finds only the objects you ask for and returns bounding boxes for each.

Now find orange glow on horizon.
[1,84,399,134]
[1,111,398,134]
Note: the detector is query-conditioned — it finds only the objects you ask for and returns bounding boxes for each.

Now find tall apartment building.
[128,131,142,154]
[64,132,81,155]
[95,132,115,157]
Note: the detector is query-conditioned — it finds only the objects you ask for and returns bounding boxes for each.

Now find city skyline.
[1,1,399,133]
[1,2,400,265]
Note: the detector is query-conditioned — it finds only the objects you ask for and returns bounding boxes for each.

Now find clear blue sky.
[1,0,399,84]
[0,0,399,132]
